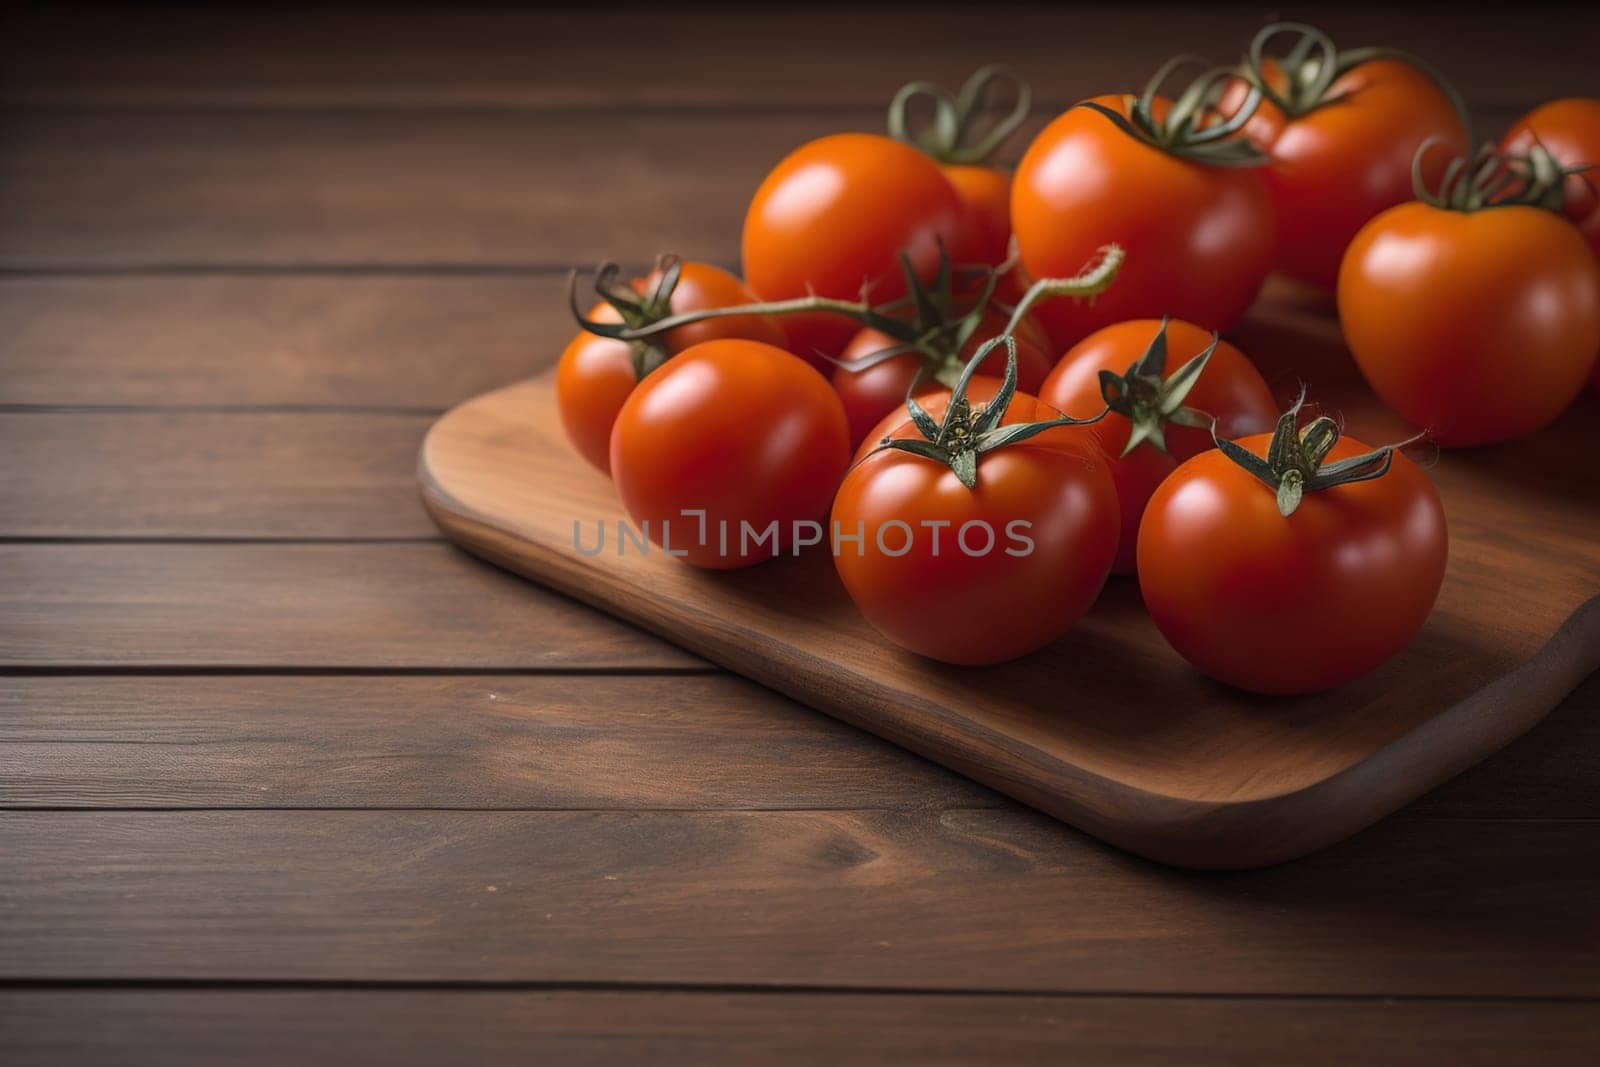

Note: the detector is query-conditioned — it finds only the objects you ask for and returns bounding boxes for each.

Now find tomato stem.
[1413,139,1590,215]
[1094,316,1220,456]
[1080,59,1265,167]
[888,64,1033,166]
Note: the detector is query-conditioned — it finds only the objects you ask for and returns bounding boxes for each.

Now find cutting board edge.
[418,384,1600,870]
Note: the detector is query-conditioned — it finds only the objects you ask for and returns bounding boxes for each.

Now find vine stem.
[1002,244,1125,336]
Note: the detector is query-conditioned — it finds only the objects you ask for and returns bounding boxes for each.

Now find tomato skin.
[1012,95,1274,350]
[833,392,1119,665]
[831,312,1052,448]
[1224,59,1468,288]
[609,340,851,570]
[941,163,1013,266]
[1338,201,1600,446]
[556,263,783,474]
[742,133,966,362]
[1138,435,1447,695]
[1500,98,1600,258]
[1037,319,1278,573]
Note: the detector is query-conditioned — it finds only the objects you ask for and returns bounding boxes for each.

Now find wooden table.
[2,6,1597,1063]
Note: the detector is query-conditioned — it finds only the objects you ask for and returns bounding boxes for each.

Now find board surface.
[419,297,1600,868]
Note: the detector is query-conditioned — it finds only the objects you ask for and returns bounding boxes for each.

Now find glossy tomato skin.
[556,263,785,474]
[831,313,1052,448]
[1338,201,1600,446]
[1225,59,1467,289]
[609,339,850,570]
[1038,319,1278,573]
[1500,98,1600,258]
[941,163,1013,266]
[1012,95,1274,350]
[742,133,966,362]
[833,392,1119,665]
[1138,435,1447,695]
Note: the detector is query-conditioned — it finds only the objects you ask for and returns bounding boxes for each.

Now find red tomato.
[1500,98,1600,257]
[1222,57,1467,288]
[1038,319,1277,573]
[830,307,1053,447]
[609,339,850,569]
[1012,94,1274,350]
[1501,98,1600,393]
[1338,200,1600,446]
[942,163,1013,266]
[1138,433,1447,695]
[833,387,1119,665]
[556,262,785,474]
[742,133,966,362]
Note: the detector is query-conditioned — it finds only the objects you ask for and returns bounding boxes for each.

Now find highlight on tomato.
[831,337,1120,666]
[1338,142,1600,446]
[1137,391,1447,695]
[1037,318,1277,573]
[1012,58,1274,350]
[741,131,966,362]
[557,257,785,473]
[887,64,1033,273]
[1220,21,1471,289]
[608,338,850,570]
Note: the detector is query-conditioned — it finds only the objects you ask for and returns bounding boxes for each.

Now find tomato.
[1038,319,1277,573]
[1501,98,1600,393]
[556,261,785,473]
[1012,93,1273,350]
[831,306,1053,447]
[1338,199,1600,446]
[943,163,1013,266]
[742,133,965,362]
[609,339,850,569]
[832,362,1119,665]
[1138,421,1447,695]
[1218,27,1468,289]
[1500,98,1600,257]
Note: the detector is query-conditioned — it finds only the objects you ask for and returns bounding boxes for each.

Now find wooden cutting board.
[419,289,1600,869]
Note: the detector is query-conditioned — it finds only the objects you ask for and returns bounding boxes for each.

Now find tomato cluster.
[551,28,1600,695]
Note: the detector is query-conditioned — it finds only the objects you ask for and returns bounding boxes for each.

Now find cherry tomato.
[1501,98,1600,393]
[556,262,785,474]
[609,339,850,569]
[1138,434,1447,695]
[830,308,1053,447]
[833,388,1119,665]
[1338,200,1600,446]
[1012,95,1274,350]
[943,163,1013,266]
[742,133,966,362]
[1038,319,1277,573]
[1222,57,1467,288]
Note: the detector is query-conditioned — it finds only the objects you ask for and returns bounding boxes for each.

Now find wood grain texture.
[1,672,1592,818]
[0,543,698,669]
[3,810,1598,994]
[3,5,1592,110]
[421,364,1600,867]
[0,675,997,810]
[0,412,436,538]
[4,989,1597,1067]
[0,275,561,408]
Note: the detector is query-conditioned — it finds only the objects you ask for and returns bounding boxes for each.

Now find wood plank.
[0,544,698,669]
[3,989,1597,1067]
[2,810,1596,994]
[0,412,436,538]
[0,111,836,269]
[0,675,997,810]
[0,274,564,408]
[2,6,1591,110]
[0,673,1591,818]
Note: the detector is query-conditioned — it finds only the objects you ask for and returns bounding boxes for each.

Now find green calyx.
[1213,387,1417,517]
[888,64,1033,166]
[1080,55,1265,167]
[1098,316,1219,456]
[1414,139,1590,215]
[567,256,684,381]
[1241,22,1474,142]
[866,335,1104,490]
